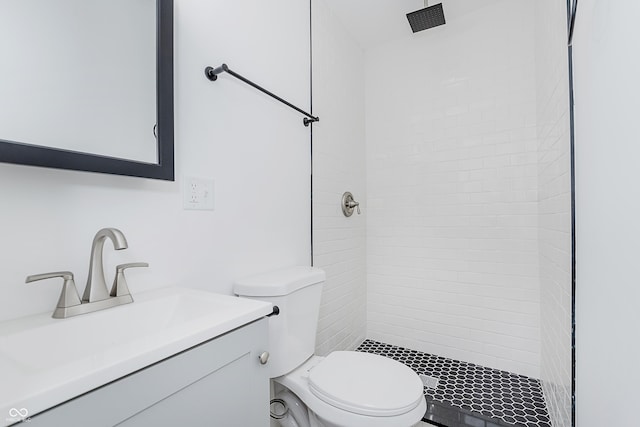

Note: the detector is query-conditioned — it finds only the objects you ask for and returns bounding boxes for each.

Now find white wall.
[573,1,640,426]
[311,0,367,355]
[0,0,311,323]
[365,0,541,377]
[534,0,573,426]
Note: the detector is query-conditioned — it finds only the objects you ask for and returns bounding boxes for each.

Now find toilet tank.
[234,266,325,378]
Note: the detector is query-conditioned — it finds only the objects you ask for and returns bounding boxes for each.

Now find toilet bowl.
[275,354,426,427]
[234,267,426,427]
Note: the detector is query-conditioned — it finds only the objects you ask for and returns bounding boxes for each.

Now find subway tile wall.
[364,1,541,378]
[534,1,573,426]
[311,0,367,355]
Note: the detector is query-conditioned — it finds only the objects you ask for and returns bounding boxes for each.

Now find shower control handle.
[342,192,361,217]
[347,199,361,214]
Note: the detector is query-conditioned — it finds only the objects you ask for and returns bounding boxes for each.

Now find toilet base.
[272,382,345,427]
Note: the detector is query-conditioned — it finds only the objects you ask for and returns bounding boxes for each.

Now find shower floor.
[356,340,551,427]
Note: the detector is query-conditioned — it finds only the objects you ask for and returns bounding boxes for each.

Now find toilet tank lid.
[234,266,326,297]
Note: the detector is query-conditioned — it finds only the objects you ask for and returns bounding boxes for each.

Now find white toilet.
[234,266,427,427]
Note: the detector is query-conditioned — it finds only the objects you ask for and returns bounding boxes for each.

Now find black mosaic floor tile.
[356,339,551,427]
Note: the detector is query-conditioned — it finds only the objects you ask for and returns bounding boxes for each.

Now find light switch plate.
[183,176,214,210]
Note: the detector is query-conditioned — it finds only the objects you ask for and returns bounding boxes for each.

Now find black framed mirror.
[0,0,174,181]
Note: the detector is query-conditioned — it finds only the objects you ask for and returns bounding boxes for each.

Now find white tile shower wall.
[364,0,541,378]
[311,0,367,355]
[534,0,572,426]
[0,0,311,322]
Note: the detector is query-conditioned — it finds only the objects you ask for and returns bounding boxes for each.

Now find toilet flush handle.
[259,351,270,365]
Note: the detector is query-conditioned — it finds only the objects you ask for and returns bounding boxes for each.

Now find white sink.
[0,287,271,424]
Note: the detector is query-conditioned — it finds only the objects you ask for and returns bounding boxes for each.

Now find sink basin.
[0,287,271,424]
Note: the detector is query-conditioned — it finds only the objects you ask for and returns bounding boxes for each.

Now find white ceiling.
[322,0,504,49]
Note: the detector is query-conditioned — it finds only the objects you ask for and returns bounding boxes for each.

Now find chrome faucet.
[83,228,128,302]
[26,228,148,319]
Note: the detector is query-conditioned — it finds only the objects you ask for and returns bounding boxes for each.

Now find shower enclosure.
[312,0,572,426]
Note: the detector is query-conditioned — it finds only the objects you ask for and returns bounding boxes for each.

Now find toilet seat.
[308,351,424,417]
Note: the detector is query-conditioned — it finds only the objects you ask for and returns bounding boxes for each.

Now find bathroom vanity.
[0,287,272,427]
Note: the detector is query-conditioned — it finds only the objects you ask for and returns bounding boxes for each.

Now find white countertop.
[0,287,271,425]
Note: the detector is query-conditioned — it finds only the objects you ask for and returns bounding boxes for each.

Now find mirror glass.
[0,0,174,180]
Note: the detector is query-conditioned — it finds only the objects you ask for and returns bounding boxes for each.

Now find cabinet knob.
[259,351,270,365]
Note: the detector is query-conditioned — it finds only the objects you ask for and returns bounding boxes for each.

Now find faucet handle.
[26,271,82,312]
[110,263,149,297]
